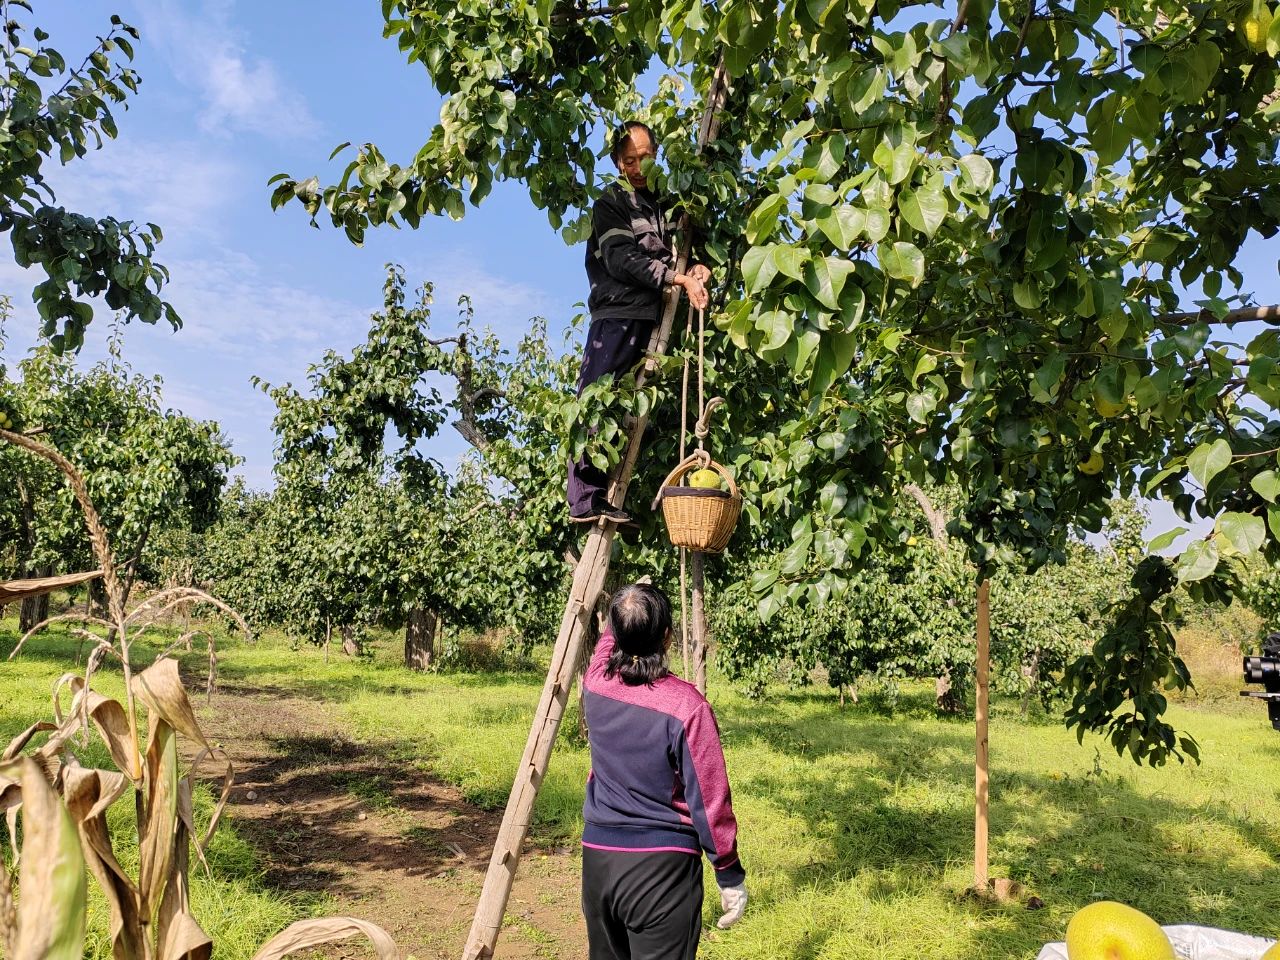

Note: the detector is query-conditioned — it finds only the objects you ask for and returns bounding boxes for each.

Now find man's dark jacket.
[585,182,677,323]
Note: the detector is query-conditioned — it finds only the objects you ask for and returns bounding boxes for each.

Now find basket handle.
[650,452,740,510]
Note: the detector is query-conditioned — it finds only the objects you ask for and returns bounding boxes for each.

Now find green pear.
[688,468,723,490]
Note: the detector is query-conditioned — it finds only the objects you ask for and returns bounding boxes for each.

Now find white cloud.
[40,138,239,240]
[410,253,565,346]
[0,244,370,489]
[135,0,319,142]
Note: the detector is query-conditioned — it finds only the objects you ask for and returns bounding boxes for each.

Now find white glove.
[716,884,748,929]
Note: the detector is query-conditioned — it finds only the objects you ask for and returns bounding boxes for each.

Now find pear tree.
[274,0,1280,763]
[0,4,180,350]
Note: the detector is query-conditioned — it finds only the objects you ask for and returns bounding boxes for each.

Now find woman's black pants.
[581,846,703,960]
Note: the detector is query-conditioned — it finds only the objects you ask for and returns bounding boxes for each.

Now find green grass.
[3,607,1279,960]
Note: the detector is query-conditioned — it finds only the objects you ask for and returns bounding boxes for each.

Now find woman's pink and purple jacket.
[581,630,746,889]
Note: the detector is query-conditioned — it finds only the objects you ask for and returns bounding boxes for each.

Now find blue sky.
[3,2,1277,547]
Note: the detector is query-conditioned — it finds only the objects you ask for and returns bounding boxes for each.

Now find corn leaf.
[157,779,212,960]
[185,746,234,858]
[72,681,140,781]
[2,722,56,761]
[8,757,88,960]
[138,719,179,922]
[250,918,401,960]
[62,763,144,959]
[131,658,209,749]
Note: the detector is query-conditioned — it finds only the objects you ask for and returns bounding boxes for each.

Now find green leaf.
[741,244,780,293]
[805,256,856,310]
[1146,527,1187,553]
[1175,539,1219,582]
[746,194,787,244]
[906,391,936,423]
[755,310,794,351]
[1186,438,1231,488]
[1217,512,1265,556]
[771,245,810,282]
[878,241,925,286]
[810,330,858,394]
[1086,93,1127,166]
[1031,352,1064,402]
[898,186,947,238]
[957,153,994,192]
[859,207,888,243]
[1251,469,1280,503]
[871,130,917,185]
[816,206,864,250]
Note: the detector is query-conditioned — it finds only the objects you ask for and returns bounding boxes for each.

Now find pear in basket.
[1065,901,1174,960]
[688,468,723,490]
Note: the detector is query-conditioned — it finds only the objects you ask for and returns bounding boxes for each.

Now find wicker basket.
[653,454,742,553]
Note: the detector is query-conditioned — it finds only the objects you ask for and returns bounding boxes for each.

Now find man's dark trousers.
[567,315,653,517]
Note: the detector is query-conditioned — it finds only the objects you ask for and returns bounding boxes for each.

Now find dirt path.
[194,680,587,960]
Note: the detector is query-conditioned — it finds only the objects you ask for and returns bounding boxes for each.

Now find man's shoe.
[598,505,634,525]
[568,505,635,525]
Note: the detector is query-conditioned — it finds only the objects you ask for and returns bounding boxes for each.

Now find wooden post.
[461,58,729,960]
[974,577,991,892]
[691,552,708,696]
[680,548,691,679]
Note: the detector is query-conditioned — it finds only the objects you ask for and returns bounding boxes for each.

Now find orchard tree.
[276,0,1280,763]
[715,490,1138,707]
[0,4,179,350]
[239,267,587,657]
[0,326,236,623]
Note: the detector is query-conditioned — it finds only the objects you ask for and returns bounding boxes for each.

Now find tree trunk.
[405,607,438,671]
[340,624,359,657]
[936,670,964,714]
[1020,648,1041,719]
[19,565,50,634]
[974,578,991,892]
[15,477,40,633]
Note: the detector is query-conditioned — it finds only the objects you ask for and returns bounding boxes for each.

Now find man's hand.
[675,273,709,310]
[716,884,748,929]
[689,263,712,285]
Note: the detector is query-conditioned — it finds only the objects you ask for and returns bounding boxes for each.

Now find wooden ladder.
[461,57,729,960]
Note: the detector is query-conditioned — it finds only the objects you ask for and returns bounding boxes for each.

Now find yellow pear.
[1065,901,1174,960]
[1260,942,1279,960]
[1240,1,1274,52]
[1077,451,1104,475]
[688,468,723,489]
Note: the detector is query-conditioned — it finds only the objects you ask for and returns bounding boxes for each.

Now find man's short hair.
[610,120,657,163]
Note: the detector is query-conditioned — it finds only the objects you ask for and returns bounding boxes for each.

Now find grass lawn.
[2,608,1278,959]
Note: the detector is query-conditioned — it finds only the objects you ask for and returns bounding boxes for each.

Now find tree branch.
[551,3,628,22]
[1157,304,1280,327]
[903,483,950,548]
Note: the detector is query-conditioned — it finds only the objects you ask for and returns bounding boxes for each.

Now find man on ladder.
[568,120,712,525]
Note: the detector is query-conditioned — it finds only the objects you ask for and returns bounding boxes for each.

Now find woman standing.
[580,582,748,960]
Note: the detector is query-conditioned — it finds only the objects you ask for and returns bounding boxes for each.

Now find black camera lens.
[1244,655,1277,685]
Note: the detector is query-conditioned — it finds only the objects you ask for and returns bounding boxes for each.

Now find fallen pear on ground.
[1064,901,1174,960]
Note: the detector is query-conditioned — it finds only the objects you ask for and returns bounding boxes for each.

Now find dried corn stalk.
[0,428,403,960]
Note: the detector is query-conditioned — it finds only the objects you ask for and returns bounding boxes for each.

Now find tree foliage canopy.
[0,322,236,600]
[0,4,181,350]
[275,0,1280,762]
